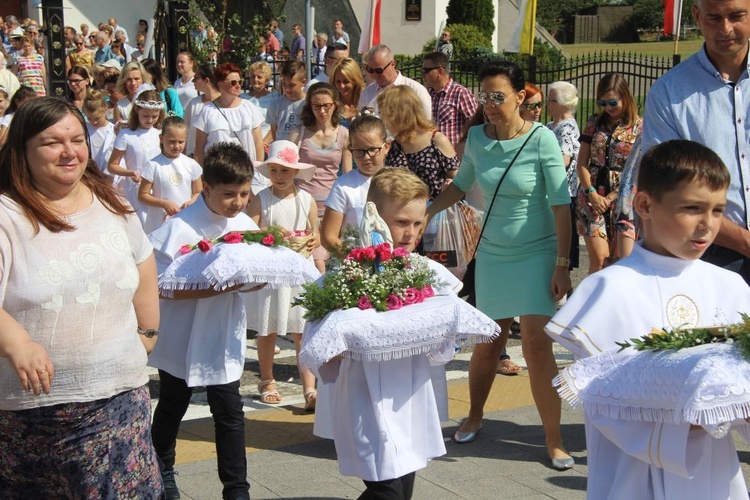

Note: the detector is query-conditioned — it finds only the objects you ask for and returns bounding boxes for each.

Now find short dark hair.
[280,60,306,79]
[423,51,448,68]
[638,140,730,200]
[202,142,254,186]
[327,42,348,53]
[478,61,525,93]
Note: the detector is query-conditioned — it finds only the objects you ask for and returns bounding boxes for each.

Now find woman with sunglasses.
[66,35,94,72]
[66,65,90,111]
[427,61,573,470]
[575,73,641,274]
[193,62,267,193]
[520,82,543,122]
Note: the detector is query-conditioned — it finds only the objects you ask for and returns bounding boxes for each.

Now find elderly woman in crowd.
[427,61,573,470]
[575,73,641,273]
[0,97,163,496]
[245,60,277,144]
[67,34,94,71]
[546,81,581,274]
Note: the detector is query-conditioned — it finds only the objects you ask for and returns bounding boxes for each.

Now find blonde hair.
[116,62,149,97]
[248,61,272,83]
[331,57,365,106]
[367,167,429,209]
[376,86,435,143]
[82,89,107,115]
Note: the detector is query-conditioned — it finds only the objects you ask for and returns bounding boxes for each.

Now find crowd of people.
[3,0,750,497]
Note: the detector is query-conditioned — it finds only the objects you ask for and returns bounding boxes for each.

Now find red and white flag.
[358,0,382,54]
[663,0,683,36]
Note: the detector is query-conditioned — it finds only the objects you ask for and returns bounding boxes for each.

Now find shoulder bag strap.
[471,125,540,260]
[212,100,243,143]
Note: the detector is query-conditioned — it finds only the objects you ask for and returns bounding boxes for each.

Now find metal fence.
[398,51,682,126]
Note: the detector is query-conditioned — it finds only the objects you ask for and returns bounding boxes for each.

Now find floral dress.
[17,53,46,96]
[386,131,459,201]
[575,114,642,240]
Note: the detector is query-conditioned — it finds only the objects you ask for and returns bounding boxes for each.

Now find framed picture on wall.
[406,0,421,21]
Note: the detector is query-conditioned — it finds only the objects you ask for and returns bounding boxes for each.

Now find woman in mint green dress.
[427,61,573,469]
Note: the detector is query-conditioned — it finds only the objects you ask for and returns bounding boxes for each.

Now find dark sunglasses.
[422,66,443,74]
[598,99,620,108]
[523,102,543,111]
[477,91,505,106]
[365,61,393,75]
[224,79,242,87]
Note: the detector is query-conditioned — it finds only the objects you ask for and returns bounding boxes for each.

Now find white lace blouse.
[0,195,153,410]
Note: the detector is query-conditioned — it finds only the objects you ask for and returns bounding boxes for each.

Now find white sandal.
[258,379,282,404]
[303,388,317,412]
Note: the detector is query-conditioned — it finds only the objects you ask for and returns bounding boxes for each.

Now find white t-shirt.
[266,94,305,142]
[87,122,116,174]
[246,90,278,139]
[140,153,203,233]
[1,112,13,128]
[116,97,133,124]
[174,76,199,111]
[358,72,432,119]
[184,95,206,157]
[0,195,152,410]
[325,169,373,233]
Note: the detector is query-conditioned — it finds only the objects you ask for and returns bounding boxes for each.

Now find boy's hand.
[162,201,181,216]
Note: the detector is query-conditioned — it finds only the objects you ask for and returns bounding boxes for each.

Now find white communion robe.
[312,259,462,481]
[546,242,750,500]
[147,195,259,387]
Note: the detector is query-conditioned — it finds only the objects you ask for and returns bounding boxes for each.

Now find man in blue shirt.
[641,0,750,282]
[93,31,116,64]
[291,23,305,61]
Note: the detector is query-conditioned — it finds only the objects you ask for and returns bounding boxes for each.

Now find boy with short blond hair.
[546,140,750,499]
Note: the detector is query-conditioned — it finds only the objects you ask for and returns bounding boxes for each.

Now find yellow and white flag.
[507,0,537,54]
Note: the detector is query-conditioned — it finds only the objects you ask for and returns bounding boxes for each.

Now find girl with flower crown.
[108,88,165,230]
[245,140,321,409]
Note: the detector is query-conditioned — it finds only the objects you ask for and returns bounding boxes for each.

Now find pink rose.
[223,232,243,244]
[392,247,409,258]
[179,245,192,255]
[402,287,422,305]
[358,296,373,310]
[386,294,404,311]
[347,248,362,261]
[278,147,299,164]
[261,234,275,246]
[421,285,435,299]
[197,239,213,252]
[375,243,392,262]
[362,246,377,261]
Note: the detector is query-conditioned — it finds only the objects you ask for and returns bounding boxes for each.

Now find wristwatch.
[584,186,596,195]
[555,256,571,268]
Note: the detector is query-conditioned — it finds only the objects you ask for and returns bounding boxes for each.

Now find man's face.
[366,50,397,87]
[694,0,750,60]
[324,48,348,74]
[442,32,450,41]
[334,20,343,31]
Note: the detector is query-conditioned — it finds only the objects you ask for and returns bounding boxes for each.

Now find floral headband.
[133,83,163,109]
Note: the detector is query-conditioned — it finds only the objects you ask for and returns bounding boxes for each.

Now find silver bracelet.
[137,327,158,338]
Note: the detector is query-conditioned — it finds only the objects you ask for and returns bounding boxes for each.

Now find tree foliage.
[422,23,492,57]
[446,0,496,39]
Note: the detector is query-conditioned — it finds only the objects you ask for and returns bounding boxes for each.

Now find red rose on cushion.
[179,245,192,255]
[375,243,392,262]
[197,239,213,252]
[386,294,404,311]
[421,285,435,298]
[402,287,422,305]
[261,234,275,246]
[223,232,243,244]
[357,296,373,310]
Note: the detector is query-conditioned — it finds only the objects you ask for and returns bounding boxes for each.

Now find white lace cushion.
[555,343,750,429]
[299,294,500,372]
[158,243,321,297]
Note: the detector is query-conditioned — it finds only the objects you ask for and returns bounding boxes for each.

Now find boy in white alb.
[266,60,306,142]
[546,140,750,500]
[147,143,257,500]
[320,168,455,500]
[139,117,202,233]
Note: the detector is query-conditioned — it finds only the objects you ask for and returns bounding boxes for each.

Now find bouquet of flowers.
[294,243,442,321]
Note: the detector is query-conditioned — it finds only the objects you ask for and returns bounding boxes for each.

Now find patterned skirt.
[0,385,164,499]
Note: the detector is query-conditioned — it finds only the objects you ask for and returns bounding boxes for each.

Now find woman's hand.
[588,192,609,214]
[551,266,572,302]
[7,339,54,395]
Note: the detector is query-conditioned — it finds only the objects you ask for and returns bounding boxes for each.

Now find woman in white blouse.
[0,97,163,496]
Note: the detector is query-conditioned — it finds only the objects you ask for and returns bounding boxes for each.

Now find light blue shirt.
[642,44,750,227]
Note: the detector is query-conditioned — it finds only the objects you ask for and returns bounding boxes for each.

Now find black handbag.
[459,126,540,306]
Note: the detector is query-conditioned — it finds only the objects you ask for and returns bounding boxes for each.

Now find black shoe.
[161,469,181,499]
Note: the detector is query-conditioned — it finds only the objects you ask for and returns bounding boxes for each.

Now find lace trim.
[554,343,750,428]
[159,243,320,298]
[299,294,499,372]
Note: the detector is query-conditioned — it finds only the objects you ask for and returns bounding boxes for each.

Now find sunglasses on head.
[365,61,392,75]
[523,102,543,111]
[477,91,505,106]
[598,99,620,107]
